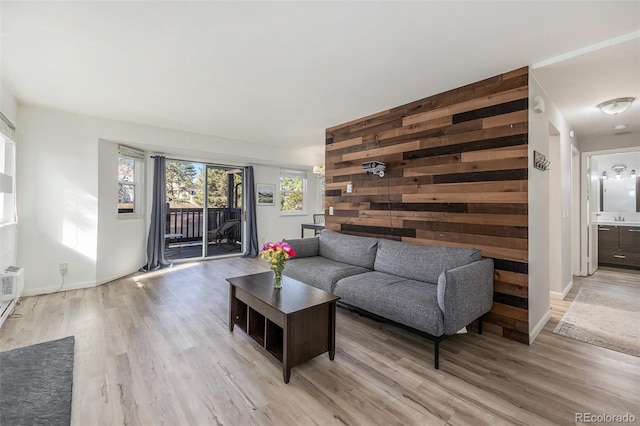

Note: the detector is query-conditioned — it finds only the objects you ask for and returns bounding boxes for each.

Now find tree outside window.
[118,156,137,214]
[280,170,307,213]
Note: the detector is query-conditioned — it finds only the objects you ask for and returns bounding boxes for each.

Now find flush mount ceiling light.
[597,97,635,115]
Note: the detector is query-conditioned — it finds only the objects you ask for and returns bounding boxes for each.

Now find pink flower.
[260,240,296,269]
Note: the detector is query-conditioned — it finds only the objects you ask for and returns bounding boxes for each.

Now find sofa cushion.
[283,256,371,293]
[318,230,379,269]
[374,239,482,284]
[284,236,319,258]
[333,271,444,336]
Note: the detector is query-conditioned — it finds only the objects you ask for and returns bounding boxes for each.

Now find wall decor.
[256,183,275,206]
[533,150,550,171]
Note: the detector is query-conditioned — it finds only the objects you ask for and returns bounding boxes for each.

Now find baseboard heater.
[0,266,24,329]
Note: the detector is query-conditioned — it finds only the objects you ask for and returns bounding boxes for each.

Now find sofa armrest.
[284,237,319,258]
[437,259,494,335]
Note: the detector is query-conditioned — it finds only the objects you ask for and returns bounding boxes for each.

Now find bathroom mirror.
[601,177,639,212]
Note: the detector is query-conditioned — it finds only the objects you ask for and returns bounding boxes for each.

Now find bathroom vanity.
[598,223,640,269]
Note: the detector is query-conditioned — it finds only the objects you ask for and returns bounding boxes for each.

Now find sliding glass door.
[164,160,243,261]
[205,165,243,257]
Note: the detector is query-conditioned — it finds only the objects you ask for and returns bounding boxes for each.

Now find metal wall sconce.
[534,150,550,171]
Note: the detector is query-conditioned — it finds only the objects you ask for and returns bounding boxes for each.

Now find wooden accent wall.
[324,67,530,344]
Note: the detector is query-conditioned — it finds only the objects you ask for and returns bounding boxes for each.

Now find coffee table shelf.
[227,271,339,383]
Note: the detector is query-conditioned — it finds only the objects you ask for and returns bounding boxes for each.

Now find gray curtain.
[142,155,172,271]
[243,165,259,257]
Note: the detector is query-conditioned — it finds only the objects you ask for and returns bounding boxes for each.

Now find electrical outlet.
[59,263,68,276]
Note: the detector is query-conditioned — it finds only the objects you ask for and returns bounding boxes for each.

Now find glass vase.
[273,268,283,289]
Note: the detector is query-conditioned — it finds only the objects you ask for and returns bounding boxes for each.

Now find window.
[118,146,144,217]
[0,135,16,224]
[280,170,307,214]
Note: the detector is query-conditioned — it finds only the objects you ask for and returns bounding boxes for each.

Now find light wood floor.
[1,259,638,425]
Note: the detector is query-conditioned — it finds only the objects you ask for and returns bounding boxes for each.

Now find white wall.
[17,106,100,294]
[528,74,575,341]
[529,72,579,313]
[1,79,18,127]
[253,165,322,246]
[18,104,323,295]
[528,79,551,342]
[571,146,581,276]
[548,132,563,297]
[96,140,147,284]
[579,132,639,153]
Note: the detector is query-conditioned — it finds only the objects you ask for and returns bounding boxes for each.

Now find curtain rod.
[150,155,248,169]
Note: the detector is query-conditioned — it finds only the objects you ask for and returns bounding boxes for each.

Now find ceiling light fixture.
[602,171,608,180]
[631,169,637,178]
[613,124,628,131]
[597,97,635,115]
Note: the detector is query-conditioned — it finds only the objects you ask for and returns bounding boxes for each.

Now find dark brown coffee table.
[227,271,340,383]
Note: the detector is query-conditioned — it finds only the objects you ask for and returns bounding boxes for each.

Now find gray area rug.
[1,336,75,426]
[554,288,639,357]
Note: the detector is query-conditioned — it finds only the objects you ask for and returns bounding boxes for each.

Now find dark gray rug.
[1,336,75,426]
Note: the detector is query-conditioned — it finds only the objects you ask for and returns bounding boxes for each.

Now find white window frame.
[0,134,17,225]
[118,146,145,218]
[279,169,307,215]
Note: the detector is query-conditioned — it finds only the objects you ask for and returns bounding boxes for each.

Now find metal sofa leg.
[478,316,483,335]
[434,340,440,369]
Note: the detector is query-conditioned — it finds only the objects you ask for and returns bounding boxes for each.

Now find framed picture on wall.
[256,183,275,206]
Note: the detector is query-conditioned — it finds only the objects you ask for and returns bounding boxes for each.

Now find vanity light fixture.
[612,165,627,180]
[602,165,636,180]
[597,97,635,115]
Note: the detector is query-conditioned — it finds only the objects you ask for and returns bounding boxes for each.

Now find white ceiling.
[532,35,640,139]
[1,1,639,151]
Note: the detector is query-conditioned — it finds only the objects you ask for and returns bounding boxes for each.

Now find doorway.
[579,147,640,275]
[164,160,243,260]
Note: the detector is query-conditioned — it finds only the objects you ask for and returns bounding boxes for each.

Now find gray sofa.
[284,230,494,368]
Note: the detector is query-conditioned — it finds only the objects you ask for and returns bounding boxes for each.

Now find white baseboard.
[96,266,141,286]
[550,280,573,300]
[22,280,96,297]
[529,308,552,344]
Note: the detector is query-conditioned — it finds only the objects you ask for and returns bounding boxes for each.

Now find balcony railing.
[166,207,242,244]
